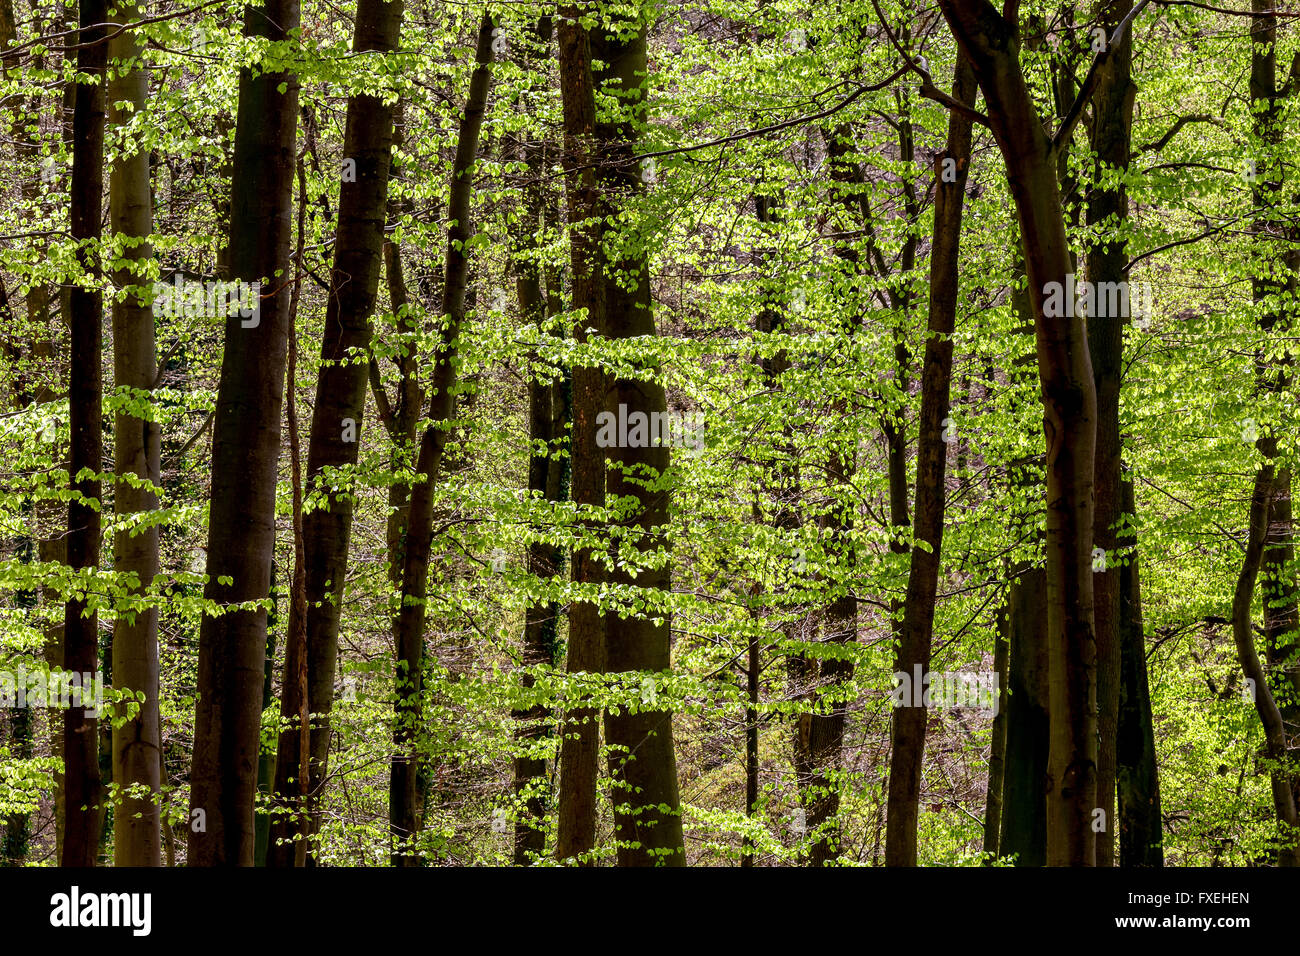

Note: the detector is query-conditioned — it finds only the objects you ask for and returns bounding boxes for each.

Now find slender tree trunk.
[253,563,278,865]
[1232,464,1300,865]
[61,0,108,867]
[188,0,301,867]
[1250,0,1300,735]
[554,7,607,865]
[1084,0,1136,869]
[1116,478,1162,865]
[939,0,1100,865]
[982,598,1010,858]
[389,12,495,865]
[747,189,791,866]
[885,52,977,867]
[108,0,161,867]
[267,0,403,867]
[511,22,567,861]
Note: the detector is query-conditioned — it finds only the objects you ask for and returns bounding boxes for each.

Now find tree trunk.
[1232,464,1300,865]
[188,0,300,867]
[389,12,495,865]
[511,20,567,862]
[1250,0,1300,733]
[982,598,1010,858]
[1116,478,1162,865]
[61,0,108,867]
[108,0,161,867]
[939,0,1100,865]
[267,0,403,867]
[554,7,607,865]
[591,17,686,867]
[885,52,977,867]
[1084,0,1137,869]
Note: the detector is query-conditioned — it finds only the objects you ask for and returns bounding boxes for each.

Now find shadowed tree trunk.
[1233,464,1300,866]
[108,0,161,867]
[268,0,403,868]
[592,14,686,867]
[389,12,495,866]
[982,598,1010,858]
[997,266,1050,866]
[1250,0,1300,735]
[554,6,607,865]
[510,17,568,864]
[188,0,300,867]
[938,0,1101,865]
[61,0,108,867]
[885,52,977,867]
[1117,477,1162,865]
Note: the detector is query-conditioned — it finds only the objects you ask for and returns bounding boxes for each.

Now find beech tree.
[1,0,1298,872]
[188,0,301,867]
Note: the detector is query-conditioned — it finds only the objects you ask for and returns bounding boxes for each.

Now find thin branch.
[1052,0,1155,153]
[870,0,991,127]
[1136,113,1232,153]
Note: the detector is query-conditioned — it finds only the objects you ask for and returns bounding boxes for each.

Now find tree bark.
[188,0,300,866]
[938,0,1100,865]
[61,0,108,867]
[389,12,495,865]
[108,0,161,867]
[885,52,977,867]
[554,7,607,865]
[592,16,686,867]
[267,0,403,867]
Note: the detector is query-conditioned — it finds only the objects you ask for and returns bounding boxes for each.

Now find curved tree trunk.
[884,52,977,867]
[1232,464,1300,865]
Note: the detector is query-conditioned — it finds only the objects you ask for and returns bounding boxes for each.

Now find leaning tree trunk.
[61,0,108,867]
[1233,464,1300,866]
[188,0,300,867]
[108,0,161,867]
[938,0,1100,866]
[1250,0,1300,735]
[884,52,977,867]
[389,12,495,866]
[267,0,403,867]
